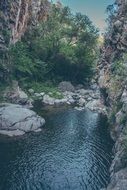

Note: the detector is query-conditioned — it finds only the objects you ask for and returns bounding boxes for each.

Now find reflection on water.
[0,108,113,190]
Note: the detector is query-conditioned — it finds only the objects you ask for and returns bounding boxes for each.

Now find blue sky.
[52,0,114,32]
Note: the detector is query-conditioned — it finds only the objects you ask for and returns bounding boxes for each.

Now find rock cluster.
[27,81,105,113]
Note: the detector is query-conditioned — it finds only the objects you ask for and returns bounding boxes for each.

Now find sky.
[52,0,114,32]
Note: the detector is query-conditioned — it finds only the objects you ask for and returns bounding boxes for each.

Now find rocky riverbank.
[2,81,106,113]
[27,81,106,114]
[0,80,106,137]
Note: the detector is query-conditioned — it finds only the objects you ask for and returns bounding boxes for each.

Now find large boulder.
[0,104,45,137]
[58,81,75,92]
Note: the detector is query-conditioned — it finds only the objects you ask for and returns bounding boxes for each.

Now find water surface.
[0,107,113,190]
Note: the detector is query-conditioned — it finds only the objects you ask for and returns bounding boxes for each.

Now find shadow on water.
[0,106,113,190]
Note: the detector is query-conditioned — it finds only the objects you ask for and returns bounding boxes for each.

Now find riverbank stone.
[0,104,45,137]
[58,81,75,92]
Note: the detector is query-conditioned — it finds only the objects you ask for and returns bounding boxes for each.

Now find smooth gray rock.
[77,89,90,96]
[121,89,127,103]
[40,92,45,96]
[0,129,25,137]
[18,90,28,99]
[78,98,86,106]
[0,104,45,136]
[75,84,84,90]
[43,95,55,105]
[58,81,75,92]
[28,88,34,94]
[34,93,42,97]
[54,98,68,104]
[85,99,101,110]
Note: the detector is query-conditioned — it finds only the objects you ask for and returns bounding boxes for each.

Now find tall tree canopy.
[10,3,99,84]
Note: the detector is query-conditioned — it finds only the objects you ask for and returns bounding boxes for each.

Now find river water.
[0,107,113,190]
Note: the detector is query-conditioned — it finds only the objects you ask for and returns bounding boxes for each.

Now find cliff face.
[98,0,127,189]
[98,0,127,134]
[0,0,50,50]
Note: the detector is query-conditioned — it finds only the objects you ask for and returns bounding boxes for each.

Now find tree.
[10,3,99,84]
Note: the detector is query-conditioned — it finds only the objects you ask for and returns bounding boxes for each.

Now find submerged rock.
[0,104,45,137]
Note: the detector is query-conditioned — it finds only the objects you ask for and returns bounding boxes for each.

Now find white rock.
[40,92,45,96]
[77,89,88,96]
[28,89,34,94]
[0,104,45,137]
[56,92,61,96]
[74,107,85,111]
[34,128,42,133]
[78,98,86,106]
[43,95,55,105]
[85,99,102,111]
[54,99,61,104]
[0,129,25,137]
[48,92,53,95]
[18,89,28,99]
[54,99,67,104]
[34,93,41,97]
[121,89,127,103]
[68,98,75,104]
[87,97,92,101]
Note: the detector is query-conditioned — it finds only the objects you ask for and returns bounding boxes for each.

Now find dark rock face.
[98,0,127,189]
[0,0,50,49]
[0,0,50,82]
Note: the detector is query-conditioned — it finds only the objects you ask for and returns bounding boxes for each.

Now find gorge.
[0,0,127,190]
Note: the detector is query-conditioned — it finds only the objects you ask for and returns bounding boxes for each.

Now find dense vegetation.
[1,3,99,88]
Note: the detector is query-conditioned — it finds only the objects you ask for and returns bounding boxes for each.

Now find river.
[0,107,113,190]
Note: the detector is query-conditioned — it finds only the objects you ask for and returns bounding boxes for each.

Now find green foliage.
[9,4,99,85]
[122,128,127,153]
[2,29,11,44]
[25,82,63,99]
[120,114,127,126]
[0,83,8,102]
[108,107,116,125]
[111,60,127,78]
[0,51,12,83]
[10,42,34,77]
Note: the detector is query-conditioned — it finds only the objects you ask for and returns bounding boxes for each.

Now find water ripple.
[0,108,113,190]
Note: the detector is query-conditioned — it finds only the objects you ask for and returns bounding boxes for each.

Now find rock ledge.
[0,104,45,137]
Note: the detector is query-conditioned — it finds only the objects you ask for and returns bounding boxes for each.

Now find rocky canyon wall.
[0,0,50,50]
[98,0,127,189]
